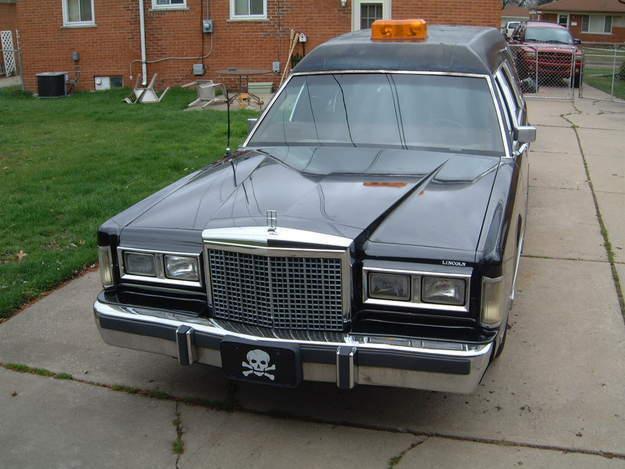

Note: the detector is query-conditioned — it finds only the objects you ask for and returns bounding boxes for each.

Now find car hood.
[119,147,500,259]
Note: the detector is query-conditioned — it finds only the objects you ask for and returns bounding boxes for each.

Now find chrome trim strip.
[117,247,202,288]
[363,266,471,313]
[291,70,490,78]
[510,224,525,302]
[486,74,512,158]
[202,226,352,249]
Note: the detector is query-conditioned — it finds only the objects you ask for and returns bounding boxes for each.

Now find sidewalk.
[0,95,624,468]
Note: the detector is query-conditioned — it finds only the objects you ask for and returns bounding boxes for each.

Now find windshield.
[248,73,505,155]
[525,27,573,44]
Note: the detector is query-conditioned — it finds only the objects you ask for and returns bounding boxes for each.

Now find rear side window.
[496,69,520,126]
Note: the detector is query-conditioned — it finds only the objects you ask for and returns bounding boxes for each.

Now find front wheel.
[494,319,509,359]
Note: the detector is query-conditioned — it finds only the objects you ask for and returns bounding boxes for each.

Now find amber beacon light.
[371,19,428,41]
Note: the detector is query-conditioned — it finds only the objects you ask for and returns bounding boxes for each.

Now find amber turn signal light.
[371,19,428,41]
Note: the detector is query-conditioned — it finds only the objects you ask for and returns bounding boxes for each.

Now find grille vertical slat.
[207,248,345,331]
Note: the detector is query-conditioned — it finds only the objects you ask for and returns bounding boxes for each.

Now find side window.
[494,79,512,132]
[502,63,524,112]
[496,69,520,129]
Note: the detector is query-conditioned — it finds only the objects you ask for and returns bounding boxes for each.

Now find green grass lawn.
[583,66,625,100]
[0,87,255,318]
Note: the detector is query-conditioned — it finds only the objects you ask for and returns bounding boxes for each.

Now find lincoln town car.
[94,20,536,393]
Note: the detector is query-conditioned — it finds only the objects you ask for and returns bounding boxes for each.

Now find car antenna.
[225,88,232,158]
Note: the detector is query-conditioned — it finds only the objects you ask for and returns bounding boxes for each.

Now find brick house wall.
[0,2,17,33]
[17,0,501,93]
[540,12,625,43]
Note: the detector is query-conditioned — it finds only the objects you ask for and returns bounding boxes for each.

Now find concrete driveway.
[1,96,624,469]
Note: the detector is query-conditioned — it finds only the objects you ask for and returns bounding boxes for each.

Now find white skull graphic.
[247,349,270,372]
[242,349,276,381]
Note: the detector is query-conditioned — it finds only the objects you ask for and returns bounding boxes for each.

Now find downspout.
[138,0,148,86]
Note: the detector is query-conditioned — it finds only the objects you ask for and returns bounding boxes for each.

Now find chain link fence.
[579,42,625,102]
[508,44,579,100]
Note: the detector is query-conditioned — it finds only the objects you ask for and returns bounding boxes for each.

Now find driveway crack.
[172,401,184,468]
[561,104,625,322]
[388,437,428,468]
[3,361,625,462]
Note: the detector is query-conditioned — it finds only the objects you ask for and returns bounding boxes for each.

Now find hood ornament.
[266,210,277,233]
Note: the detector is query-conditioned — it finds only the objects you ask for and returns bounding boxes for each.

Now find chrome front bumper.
[94,297,493,393]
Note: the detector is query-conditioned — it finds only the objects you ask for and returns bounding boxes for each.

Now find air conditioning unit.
[36,72,67,98]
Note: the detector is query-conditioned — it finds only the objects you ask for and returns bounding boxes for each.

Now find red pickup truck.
[510,21,584,88]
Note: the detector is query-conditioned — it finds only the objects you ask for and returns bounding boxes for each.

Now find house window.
[152,0,186,10]
[63,0,95,26]
[352,0,389,31]
[360,3,383,29]
[230,0,267,19]
[581,15,612,34]
[557,14,569,28]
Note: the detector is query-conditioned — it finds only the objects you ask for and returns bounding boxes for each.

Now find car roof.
[293,25,507,76]
[525,21,566,29]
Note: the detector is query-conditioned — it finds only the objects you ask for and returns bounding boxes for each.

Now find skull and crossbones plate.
[220,339,302,387]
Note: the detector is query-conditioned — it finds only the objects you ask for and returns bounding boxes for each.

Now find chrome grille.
[207,248,345,331]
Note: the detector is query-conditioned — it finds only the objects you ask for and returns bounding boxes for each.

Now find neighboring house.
[14,0,501,93]
[501,3,530,28]
[536,0,625,43]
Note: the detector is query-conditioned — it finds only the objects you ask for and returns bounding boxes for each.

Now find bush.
[618,61,625,81]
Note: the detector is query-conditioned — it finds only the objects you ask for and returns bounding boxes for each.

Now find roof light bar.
[371,19,428,41]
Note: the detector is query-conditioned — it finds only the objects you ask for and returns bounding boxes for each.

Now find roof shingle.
[539,0,625,14]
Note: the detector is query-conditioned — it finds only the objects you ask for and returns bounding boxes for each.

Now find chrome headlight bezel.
[117,247,202,288]
[164,254,200,282]
[363,265,471,313]
[123,251,157,277]
[422,276,466,306]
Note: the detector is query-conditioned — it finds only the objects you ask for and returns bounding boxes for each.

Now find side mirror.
[515,125,537,144]
[574,38,582,45]
[247,118,258,134]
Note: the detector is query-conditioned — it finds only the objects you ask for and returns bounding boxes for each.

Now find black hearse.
[94,20,536,393]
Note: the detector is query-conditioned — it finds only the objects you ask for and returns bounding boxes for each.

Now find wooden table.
[217,68,272,107]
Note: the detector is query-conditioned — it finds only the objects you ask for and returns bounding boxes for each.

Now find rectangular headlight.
[98,246,114,288]
[164,255,199,281]
[422,276,466,306]
[124,252,157,277]
[368,272,410,301]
